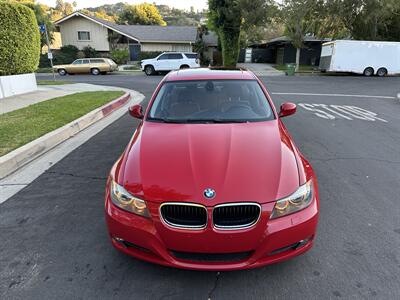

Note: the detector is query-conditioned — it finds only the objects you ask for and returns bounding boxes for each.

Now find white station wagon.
[140,52,200,75]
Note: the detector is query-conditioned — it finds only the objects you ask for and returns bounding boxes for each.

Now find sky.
[36,0,208,11]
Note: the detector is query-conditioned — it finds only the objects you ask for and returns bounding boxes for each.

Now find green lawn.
[0,91,124,156]
[37,80,73,85]
[274,64,320,72]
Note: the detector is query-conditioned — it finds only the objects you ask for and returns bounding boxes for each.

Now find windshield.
[147,80,274,123]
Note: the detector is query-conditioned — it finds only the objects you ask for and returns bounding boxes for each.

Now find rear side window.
[106,59,116,65]
[82,59,90,64]
[168,53,183,59]
[185,53,198,59]
[90,59,105,63]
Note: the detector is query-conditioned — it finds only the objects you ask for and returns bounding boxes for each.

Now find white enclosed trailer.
[319,40,400,76]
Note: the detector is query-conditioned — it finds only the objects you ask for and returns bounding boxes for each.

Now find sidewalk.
[0,83,125,115]
[237,63,285,76]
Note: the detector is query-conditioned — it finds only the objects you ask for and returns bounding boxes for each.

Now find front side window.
[72,59,82,65]
[78,31,90,41]
[147,80,274,123]
[158,54,169,60]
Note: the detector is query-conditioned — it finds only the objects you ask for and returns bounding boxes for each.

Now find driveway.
[237,63,285,76]
[1,72,400,299]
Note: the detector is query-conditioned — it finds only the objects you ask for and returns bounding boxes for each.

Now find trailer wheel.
[377,68,387,77]
[363,67,374,77]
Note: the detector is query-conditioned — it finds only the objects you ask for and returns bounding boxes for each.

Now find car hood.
[121,121,300,205]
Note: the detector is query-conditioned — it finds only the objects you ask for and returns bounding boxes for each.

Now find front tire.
[180,65,190,69]
[363,67,374,77]
[377,67,387,77]
[58,69,67,76]
[145,65,155,76]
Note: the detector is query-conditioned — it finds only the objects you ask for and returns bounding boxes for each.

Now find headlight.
[110,180,149,217]
[270,180,313,219]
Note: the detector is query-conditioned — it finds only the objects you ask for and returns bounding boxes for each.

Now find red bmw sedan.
[105,68,319,271]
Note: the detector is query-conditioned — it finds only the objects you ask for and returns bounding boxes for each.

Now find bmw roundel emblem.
[204,188,216,199]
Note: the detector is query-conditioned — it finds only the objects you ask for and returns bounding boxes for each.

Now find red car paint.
[105,68,319,270]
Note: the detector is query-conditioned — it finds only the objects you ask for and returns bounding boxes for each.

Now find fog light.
[295,238,309,249]
[269,237,311,256]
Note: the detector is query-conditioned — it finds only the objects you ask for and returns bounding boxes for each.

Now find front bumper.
[105,194,319,271]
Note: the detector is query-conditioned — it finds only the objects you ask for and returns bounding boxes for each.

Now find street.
[1,72,400,299]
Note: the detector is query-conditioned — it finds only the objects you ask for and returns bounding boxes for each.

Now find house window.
[78,31,90,41]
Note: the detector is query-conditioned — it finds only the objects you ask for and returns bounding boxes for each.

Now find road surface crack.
[46,171,107,181]
[208,272,221,300]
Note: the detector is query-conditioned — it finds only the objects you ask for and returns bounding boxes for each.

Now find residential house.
[240,36,331,66]
[54,12,198,61]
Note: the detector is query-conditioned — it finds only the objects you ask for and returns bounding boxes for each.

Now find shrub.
[111,49,129,64]
[138,51,162,61]
[77,51,85,59]
[58,45,79,62]
[83,46,98,58]
[0,1,40,75]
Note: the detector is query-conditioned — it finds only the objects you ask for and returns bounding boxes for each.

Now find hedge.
[111,49,129,64]
[39,45,80,68]
[0,1,40,76]
[138,51,162,61]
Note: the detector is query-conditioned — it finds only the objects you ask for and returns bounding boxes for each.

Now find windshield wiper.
[147,117,188,123]
[182,119,249,123]
[147,117,249,124]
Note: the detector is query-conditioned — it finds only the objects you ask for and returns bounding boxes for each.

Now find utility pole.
[39,24,56,81]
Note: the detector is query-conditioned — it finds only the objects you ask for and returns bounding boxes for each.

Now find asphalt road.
[1,72,400,299]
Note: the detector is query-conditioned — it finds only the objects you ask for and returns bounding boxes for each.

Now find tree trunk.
[221,30,240,67]
[295,47,300,72]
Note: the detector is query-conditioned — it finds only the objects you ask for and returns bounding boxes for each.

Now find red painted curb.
[101,93,131,117]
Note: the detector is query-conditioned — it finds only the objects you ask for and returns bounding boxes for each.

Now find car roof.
[165,67,257,81]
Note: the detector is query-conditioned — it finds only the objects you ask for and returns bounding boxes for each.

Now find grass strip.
[0,91,124,156]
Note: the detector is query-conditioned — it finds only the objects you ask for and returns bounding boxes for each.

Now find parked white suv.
[140,52,200,75]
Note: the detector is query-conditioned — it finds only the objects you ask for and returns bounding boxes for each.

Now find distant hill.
[85,2,207,26]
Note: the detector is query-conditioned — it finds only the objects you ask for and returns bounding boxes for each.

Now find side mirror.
[279,102,297,118]
[129,105,144,119]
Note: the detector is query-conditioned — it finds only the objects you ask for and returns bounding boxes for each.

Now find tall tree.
[55,0,75,15]
[14,0,55,49]
[208,0,270,66]
[336,0,400,41]
[118,3,166,26]
[280,0,318,71]
[208,0,242,66]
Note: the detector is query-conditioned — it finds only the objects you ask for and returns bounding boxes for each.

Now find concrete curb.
[0,92,131,179]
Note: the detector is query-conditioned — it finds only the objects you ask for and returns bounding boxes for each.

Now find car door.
[168,53,183,70]
[80,59,91,73]
[68,59,83,73]
[156,54,170,71]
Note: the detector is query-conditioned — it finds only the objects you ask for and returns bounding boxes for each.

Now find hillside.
[85,2,207,26]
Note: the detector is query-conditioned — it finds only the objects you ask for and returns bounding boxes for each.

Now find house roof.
[55,12,197,44]
[116,25,197,43]
[202,31,218,46]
